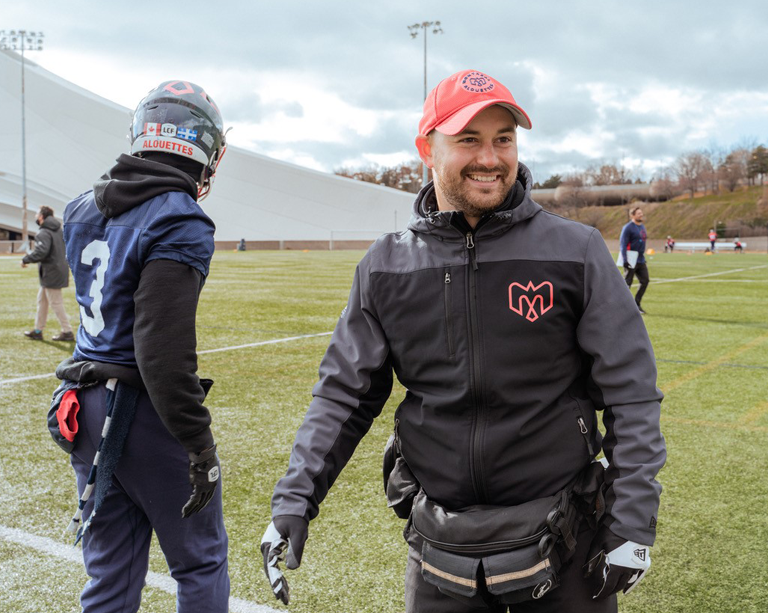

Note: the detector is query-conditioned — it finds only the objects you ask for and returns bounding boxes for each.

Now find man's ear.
[415,135,433,168]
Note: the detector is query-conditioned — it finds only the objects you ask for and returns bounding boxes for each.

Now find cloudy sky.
[5,0,768,181]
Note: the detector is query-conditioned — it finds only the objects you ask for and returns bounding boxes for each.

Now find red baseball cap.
[418,69,532,136]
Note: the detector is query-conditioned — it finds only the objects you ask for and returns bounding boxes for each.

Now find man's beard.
[437,163,517,219]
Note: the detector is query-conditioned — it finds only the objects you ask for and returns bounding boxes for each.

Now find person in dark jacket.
[619,207,649,314]
[261,70,665,612]
[53,81,229,613]
[21,206,74,341]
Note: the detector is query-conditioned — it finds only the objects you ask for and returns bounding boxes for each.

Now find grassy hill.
[566,185,768,239]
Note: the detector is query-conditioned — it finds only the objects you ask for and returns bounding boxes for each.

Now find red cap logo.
[419,69,532,136]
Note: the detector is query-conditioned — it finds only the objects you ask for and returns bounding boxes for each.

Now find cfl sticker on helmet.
[208,466,220,482]
[161,123,177,137]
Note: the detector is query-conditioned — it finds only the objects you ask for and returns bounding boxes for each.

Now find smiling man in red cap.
[261,69,665,613]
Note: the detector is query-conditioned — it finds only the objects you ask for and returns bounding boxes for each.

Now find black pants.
[404,523,618,613]
[624,263,649,306]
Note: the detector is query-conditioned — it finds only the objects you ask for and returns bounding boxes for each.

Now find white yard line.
[198,331,332,355]
[0,525,280,613]
[651,264,768,284]
[0,331,333,386]
[686,279,768,283]
[0,372,57,385]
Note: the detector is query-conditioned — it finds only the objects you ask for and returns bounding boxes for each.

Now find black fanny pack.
[405,462,606,605]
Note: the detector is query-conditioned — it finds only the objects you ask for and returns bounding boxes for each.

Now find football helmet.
[130,80,227,199]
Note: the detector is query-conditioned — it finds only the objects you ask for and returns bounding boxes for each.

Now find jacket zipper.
[444,270,454,357]
[577,417,595,456]
[413,526,549,554]
[465,230,487,503]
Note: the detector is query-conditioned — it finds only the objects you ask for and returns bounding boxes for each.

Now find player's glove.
[260,515,309,605]
[181,444,220,518]
[583,524,651,599]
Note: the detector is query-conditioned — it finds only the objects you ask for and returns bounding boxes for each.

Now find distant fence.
[0,240,29,254]
[217,229,392,252]
[215,239,378,252]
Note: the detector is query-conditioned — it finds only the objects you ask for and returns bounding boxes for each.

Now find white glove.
[260,516,308,605]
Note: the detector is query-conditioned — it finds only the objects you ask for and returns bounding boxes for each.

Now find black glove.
[181,444,220,518]
[583,524,651,600]
[260,515,309,605]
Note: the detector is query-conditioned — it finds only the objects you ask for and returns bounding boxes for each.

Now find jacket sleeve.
[576,230,666,546]
[133,259,214,455]
[271,251,393,521]
[23,229,52,264]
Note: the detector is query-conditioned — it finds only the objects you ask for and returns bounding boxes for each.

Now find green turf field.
[1,249,766,612]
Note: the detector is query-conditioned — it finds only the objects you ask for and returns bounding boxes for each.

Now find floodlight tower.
[0,30,44,252]
[408,21,443,186]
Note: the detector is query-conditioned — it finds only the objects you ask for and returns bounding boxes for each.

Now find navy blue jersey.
[63,191,215,366]
[620,221,647,265]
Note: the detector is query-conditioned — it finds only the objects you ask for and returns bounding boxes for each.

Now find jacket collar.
[407,162,542,241]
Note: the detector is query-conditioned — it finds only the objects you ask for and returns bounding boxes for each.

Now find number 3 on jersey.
[80,240,110,337]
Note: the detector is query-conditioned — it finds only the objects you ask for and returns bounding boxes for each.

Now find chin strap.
[198,141,227,201]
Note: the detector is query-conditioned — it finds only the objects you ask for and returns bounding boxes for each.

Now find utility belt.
[383,423,606,604]
[47,368,213,454]
[47,372,213,543]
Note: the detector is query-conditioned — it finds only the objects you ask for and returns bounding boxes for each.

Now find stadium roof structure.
[0,50,414,242]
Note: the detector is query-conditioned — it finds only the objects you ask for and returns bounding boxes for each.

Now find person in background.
[708,228,717,251]
[665,236,675,253]
[21,206,74,341]
[734,237,743,253]
[620,207,649,314]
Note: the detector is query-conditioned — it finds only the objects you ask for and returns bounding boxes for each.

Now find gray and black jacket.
[272,163,666,546]
[23,215,69,289]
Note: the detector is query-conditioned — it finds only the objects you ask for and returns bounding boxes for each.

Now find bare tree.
[748,145,768,186]
[718,148,747,192]
[557,174,590,213]
[703,147,724,194]
[584,163,633,186]
[335,160,423,193]
[675,150,709,198]
[650,168,678,200]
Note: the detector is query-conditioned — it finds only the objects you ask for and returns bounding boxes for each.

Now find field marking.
[740,400,768,426]
[0,331,334,386]
[0,525,280,613]
[692,279,768,283]
[0,372,57,385]
[662,332,768,394]
[657,358,768,370]
[651,264,768,285]
[661,415,768,434]
[198,331,332,355]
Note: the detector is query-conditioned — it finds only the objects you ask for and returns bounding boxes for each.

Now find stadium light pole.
[408,21,443,187]
[0,30,44,252]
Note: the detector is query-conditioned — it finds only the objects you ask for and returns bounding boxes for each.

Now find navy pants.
[404,523,618,613]
[70,383,229,613]
[624,262,649,306]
